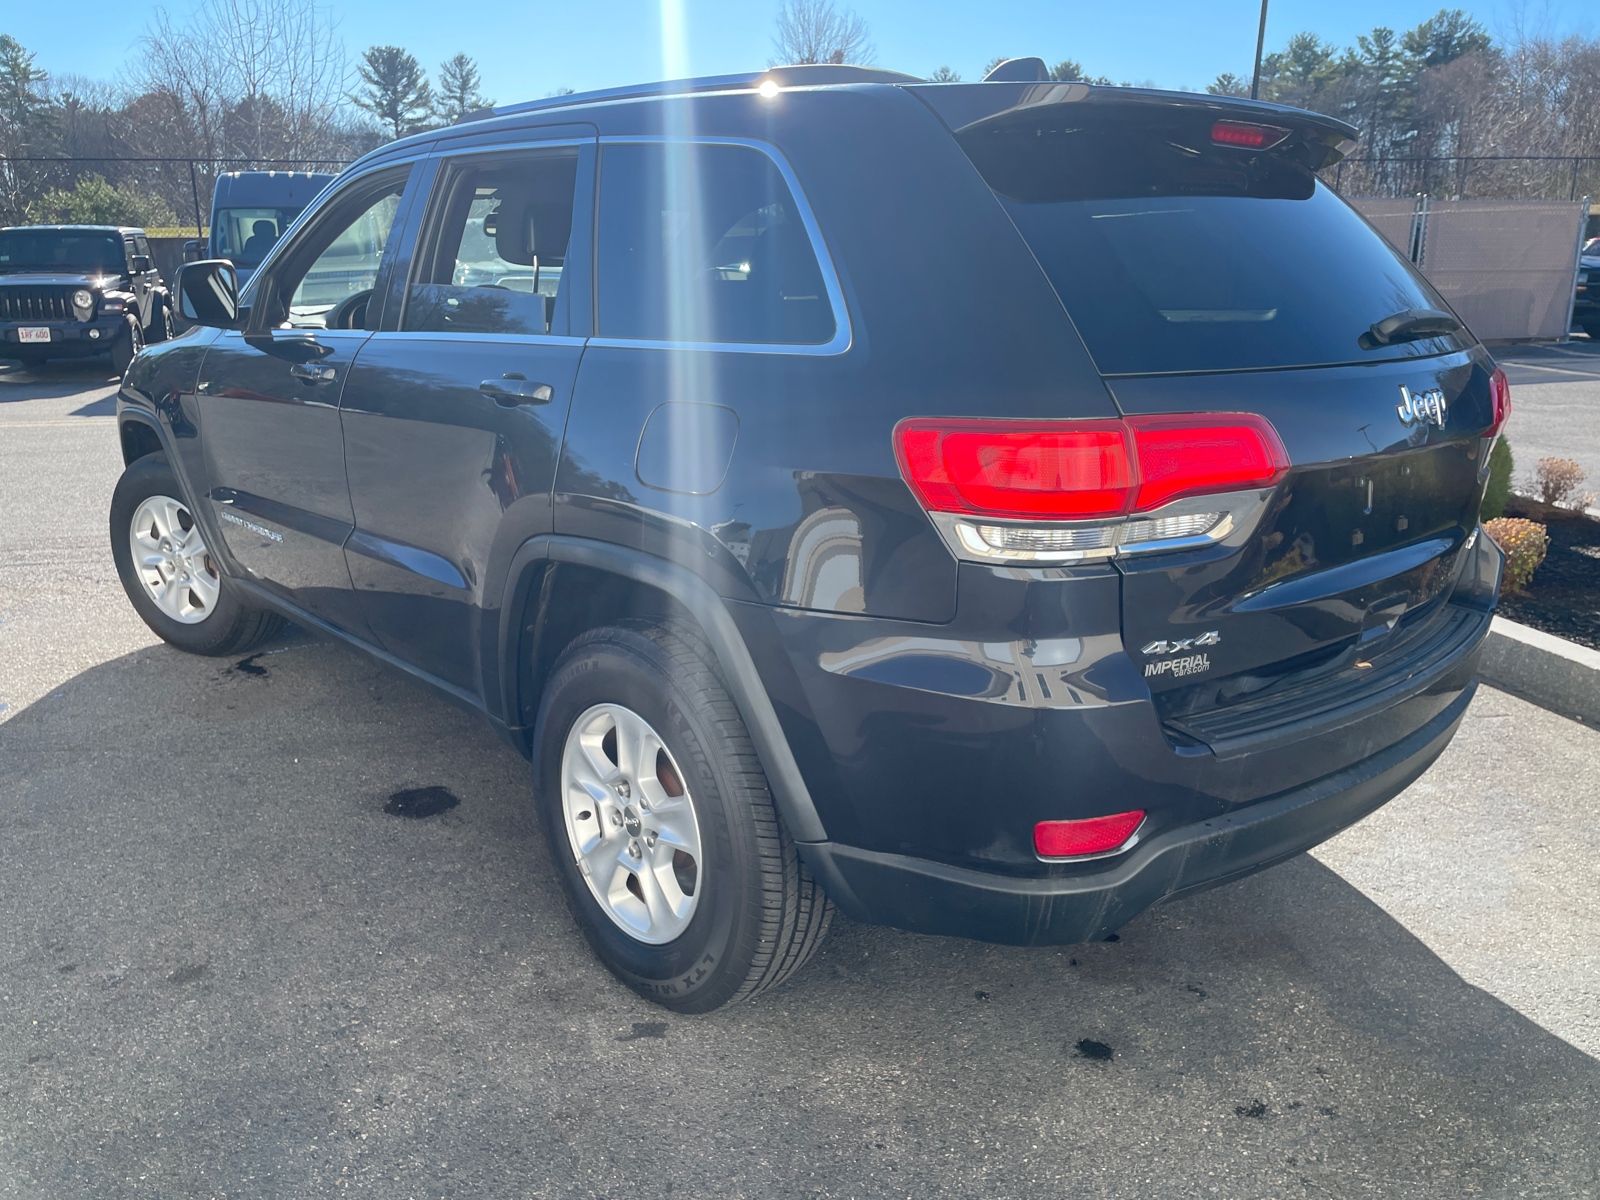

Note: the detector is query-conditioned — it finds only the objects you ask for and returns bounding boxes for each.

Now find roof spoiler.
[914,83,1360,171]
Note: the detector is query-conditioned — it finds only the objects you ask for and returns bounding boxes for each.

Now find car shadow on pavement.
[0,358,121,400]
[2,630,1596,1198]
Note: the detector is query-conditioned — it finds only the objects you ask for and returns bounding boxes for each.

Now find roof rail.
[455,64,923,125]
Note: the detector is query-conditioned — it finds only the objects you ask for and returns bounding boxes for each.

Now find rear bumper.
[800,680,1475,944]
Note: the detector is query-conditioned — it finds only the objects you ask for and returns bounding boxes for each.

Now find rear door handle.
[480,376,554,406]
[289,362,337,385]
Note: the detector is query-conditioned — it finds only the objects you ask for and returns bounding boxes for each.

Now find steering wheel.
[324,288,374,331]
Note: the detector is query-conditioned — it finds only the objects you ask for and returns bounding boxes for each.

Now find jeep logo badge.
[1396,384,1448,429]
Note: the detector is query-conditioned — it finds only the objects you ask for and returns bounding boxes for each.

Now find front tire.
[147,301,177,343]
[110,453,283,655]
[534,622,832,1013]
[110,315,143,374]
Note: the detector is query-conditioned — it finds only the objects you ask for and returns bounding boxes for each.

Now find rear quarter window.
[957,120,1469,375]
[596,142,835,346]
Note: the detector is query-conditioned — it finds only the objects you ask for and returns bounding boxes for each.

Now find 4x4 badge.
[1396,384,1448,429]
[1141,631,1221,656]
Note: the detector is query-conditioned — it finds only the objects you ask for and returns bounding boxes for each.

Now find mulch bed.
[1495,495,1600,651]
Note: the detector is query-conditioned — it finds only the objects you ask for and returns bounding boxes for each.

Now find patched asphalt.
[3,359,1598,1199]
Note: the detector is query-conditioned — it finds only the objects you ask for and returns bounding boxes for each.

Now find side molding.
[504,535,829,844]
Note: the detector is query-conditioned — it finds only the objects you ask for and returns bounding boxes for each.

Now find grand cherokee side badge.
[1397,384,1448,429]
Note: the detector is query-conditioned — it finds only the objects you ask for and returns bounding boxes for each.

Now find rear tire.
[534,621,832,1013]
[110,453,284,656]
[1582,320,1600,342]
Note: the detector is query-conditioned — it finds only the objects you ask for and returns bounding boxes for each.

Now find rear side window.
[596,142,834,346]
[957,117,1467,375]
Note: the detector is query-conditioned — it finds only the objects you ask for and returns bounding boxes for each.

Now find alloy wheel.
[129,494,220,624]
[560,703,704,944]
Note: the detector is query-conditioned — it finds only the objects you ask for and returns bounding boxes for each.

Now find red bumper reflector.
[1485,367,1510,438]
[1211,120,1290,150]
[1034,810,1146,858]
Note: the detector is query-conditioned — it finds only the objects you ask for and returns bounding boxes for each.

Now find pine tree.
[351,46,433,140]
[435,53,493,124]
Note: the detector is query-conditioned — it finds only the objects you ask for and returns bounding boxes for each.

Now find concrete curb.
[1480,616,1600,725]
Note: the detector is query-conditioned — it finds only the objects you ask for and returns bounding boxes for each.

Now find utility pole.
[1250,0,1270,100]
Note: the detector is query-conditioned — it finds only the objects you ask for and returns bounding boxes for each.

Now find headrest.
[492,194,572,267]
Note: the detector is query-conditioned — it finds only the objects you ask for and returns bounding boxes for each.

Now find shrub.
[1483,517,1549,595]
[1534,456,1587,508]
[26,174,176,230]
[1481,437,1513,520]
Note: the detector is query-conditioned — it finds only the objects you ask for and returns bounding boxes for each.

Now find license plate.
[18,327,51,344]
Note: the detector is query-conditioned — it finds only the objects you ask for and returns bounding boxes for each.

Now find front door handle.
[480,375,554,406]
[289,362,337,385]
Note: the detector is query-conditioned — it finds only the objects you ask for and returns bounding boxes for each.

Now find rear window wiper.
[1362,307,1461,348]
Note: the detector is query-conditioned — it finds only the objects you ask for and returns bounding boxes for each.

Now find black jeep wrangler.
[0,224,174,372]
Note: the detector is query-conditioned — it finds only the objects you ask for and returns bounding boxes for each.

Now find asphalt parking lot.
[3,355,1599,1199]
[1493,338,1600,486]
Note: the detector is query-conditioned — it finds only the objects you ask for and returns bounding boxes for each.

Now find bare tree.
[770,0,875,67]
[140,0,349,162]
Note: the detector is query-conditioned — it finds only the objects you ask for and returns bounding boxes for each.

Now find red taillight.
[896,419,1133,519]
[1211,120,1290,150]
[1035,810,1146,858]
[1127,413,1289,510]
[1485,367,1511,438]
[894,414,1288,519]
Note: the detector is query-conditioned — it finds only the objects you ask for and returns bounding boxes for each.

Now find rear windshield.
[0,231,125,275]
[956,118,1468,375]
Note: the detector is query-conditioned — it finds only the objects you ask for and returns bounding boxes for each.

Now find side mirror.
[131,254,152,273]
[175,260,242,329]
[182,240,201,263]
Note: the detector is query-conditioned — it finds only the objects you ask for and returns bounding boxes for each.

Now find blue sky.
[6,0,1592,103]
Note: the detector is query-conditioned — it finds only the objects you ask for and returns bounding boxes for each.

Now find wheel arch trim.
[502,534,829,843]
[116,406,171,466]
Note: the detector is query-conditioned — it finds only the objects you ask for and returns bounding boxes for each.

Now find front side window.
[596,142,835,345]
[404,150,578,336]
[271,171,408,330]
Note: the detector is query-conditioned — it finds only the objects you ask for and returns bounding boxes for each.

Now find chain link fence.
[1328,156,1600,204]
[0,155,351,233]
[1349,195,1590,340]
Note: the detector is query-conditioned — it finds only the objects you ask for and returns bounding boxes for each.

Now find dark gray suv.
[116,64,1505,1011]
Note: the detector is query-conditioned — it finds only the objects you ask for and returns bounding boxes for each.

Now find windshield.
[956,117,1468,375]
[0,231,124,275]
[213,207,303,267]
